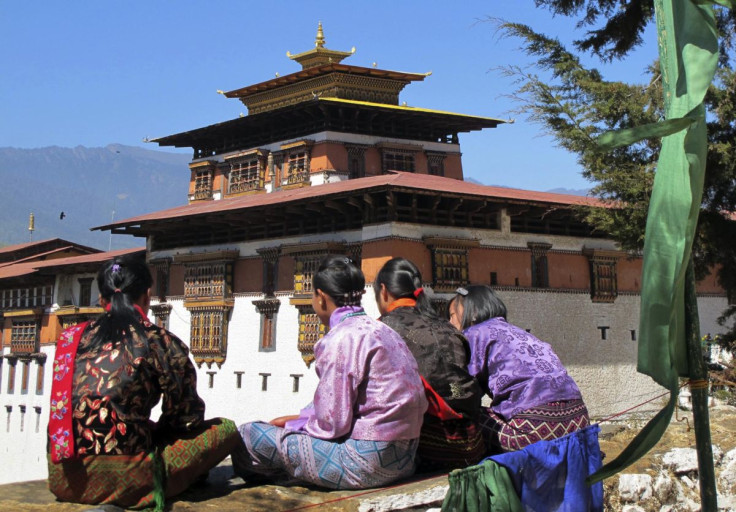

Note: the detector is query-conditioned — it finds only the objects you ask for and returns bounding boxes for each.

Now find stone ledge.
[0,460,450,512]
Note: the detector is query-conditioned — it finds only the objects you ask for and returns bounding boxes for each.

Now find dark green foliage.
[499,22,736,343]
[533,0,735,63]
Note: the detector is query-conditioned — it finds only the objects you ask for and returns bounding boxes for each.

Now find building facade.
[0,241,144,484]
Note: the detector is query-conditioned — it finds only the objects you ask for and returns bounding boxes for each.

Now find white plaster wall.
[0,344,55,485]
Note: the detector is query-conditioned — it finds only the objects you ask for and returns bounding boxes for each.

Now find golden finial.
[315,21,325,48]
[28,212,35,240]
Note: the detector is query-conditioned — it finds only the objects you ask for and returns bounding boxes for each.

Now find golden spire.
[315,21,325,48]
[28,212,35,232]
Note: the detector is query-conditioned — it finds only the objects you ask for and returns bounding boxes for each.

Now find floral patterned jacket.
[62,314,205,457]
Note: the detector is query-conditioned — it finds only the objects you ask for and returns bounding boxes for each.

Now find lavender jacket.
[464,317,583,420]
[303,306,428,441]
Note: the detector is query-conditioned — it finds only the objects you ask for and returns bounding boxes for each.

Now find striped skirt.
[416,415,485,472]
[479,399,590,453]
[232,421,419,490]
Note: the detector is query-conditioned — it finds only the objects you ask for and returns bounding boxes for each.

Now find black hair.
[450,284,507,330]
[89,253,153,349]
[373,257,437,318]
[313,255,365,307]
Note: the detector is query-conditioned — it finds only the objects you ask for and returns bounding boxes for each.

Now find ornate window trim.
[424,237,479,292]
[176,251,238,367]
[189,160,217,201]
[584,248,622,303]
[295,304,325,367]
[282,242,346,299]
[225,149,266,195]
[281,140,313,187]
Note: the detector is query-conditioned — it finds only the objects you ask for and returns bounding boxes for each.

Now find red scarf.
[48,322,89,463]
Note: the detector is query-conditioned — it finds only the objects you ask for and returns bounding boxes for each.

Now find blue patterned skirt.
[232,421,419,490]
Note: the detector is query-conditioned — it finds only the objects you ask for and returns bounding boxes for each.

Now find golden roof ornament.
[315,21,325,48]
[286,22,356,70]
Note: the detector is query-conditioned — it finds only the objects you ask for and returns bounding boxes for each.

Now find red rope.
[596,380,691,424]
[283,380,696,511]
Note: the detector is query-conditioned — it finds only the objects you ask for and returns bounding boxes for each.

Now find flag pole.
[685,258,717,511]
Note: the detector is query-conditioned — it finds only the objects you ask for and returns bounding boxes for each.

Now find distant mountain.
[466,177,591,197]
[545,187,591,197]
[0,144,191,250]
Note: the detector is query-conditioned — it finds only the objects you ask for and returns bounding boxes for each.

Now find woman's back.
[380,306,481,419]
[71,318,204,455]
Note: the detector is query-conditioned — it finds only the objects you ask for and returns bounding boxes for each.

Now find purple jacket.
[464,317,583,420]
[303,306,427,441]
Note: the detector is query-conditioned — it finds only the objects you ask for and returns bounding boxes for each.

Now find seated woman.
[448,285,590,453]
[47,255,240,510]
[232,255,427,490]
[374,257,485,471]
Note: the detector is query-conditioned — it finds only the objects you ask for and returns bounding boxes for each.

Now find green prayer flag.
[590,0,719,482]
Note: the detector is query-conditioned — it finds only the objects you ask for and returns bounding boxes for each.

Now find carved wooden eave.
[281,241,347,256]
[183,298,235,309]
[423,237,480,249]
[582,248,624,261]
[252,298,281,316]
[4,352,46,363]
[173,250,239,264]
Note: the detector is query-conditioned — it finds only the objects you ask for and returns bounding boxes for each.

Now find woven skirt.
[478,399,590,453]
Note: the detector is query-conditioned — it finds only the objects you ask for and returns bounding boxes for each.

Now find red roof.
[0,247,145,280]
[224,63,426,98]
[95,173,604,231]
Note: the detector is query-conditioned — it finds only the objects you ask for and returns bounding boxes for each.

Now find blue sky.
[0,1,658,192]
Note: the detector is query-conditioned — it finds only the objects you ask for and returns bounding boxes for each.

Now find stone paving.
[0,460,450,512]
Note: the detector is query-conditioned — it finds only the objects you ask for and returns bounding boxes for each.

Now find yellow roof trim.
[317,97,507,123]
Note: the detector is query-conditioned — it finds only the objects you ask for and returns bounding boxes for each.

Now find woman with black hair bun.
[448,285,589,453]
[47,254,240,510]
[233,255,428,489]
[374,257,485,471]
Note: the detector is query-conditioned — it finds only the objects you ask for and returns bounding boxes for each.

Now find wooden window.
[35,361,44,395]
[426,152,446,176]
[253,299,280,352]
[1,286,52,309]
[78,278,93,307]
[11,320,38,354]
[296,305,325,367]
[184,262,232,299]
[20,361,29,395]
[151,259,171,301]
[528,243,552,289]
[293,256,322,296]
[7,364,15,394]
[189,307,228,366]
[346,145,366,179]
[431,249,469,292]
[585,249,619,303]
[382,151,415,173]
[194,169,213,199]
[229,158,264,194]
[286,152,309,184]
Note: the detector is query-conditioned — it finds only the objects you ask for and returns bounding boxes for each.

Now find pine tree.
[532,0,735,62]
[498,22,736,342]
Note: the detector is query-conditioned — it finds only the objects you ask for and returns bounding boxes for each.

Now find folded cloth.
[490,424,603,512]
